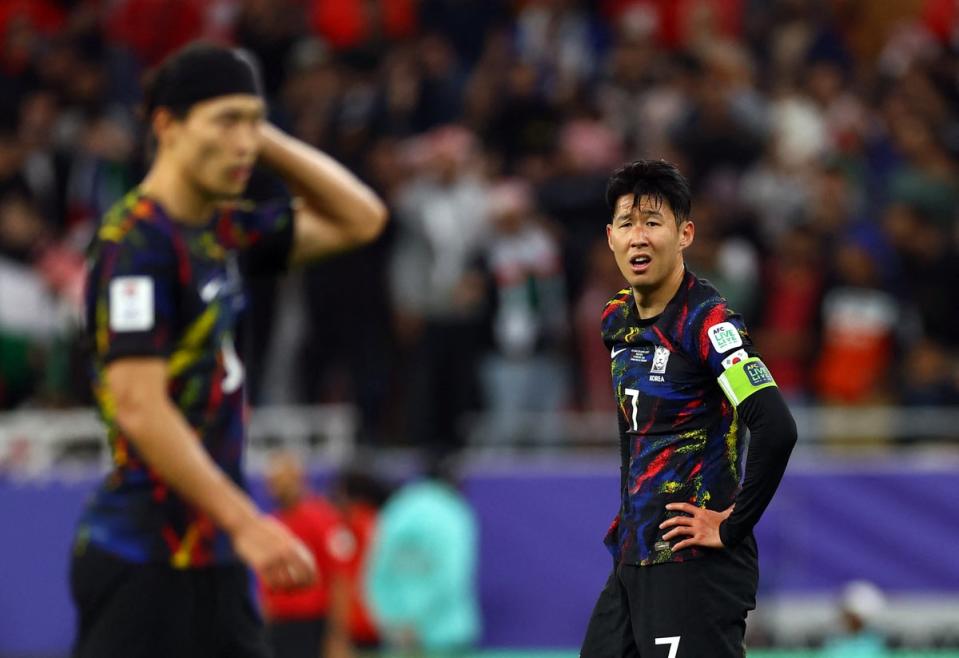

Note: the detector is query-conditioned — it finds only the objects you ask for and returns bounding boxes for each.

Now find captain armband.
[717,356,777,407]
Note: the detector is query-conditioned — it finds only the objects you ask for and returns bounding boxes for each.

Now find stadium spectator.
[822,580,889,658]
[365,457,480,653]
[479,178,571,446]
[813,237,901,404]
[331,467,393,651]
[389,124,490,458]
[260,452,355,658]
[752,224,824,400]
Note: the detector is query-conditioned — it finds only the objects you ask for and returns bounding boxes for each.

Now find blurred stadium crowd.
[0,0,958,451]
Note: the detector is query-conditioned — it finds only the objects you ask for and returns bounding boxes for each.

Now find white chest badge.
[708,321,743,353]
[109,276,154,332]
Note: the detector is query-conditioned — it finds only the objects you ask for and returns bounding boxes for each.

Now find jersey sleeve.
[692,301,778,408]
[227,199,295,278]
[92,222,178,363]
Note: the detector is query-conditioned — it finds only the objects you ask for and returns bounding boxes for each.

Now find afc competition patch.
[630,347,651,363]
[708,321,743,353]
[109,276,155,332]
[717,356,777,406]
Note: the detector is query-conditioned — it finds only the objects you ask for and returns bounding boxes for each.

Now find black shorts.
[266,617,326,658]
[580,535,759,658]
[70,545,271,658]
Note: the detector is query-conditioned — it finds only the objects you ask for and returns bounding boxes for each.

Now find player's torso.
[603,278,743,564]
[166,222,247,448]
[610,333,723,441]
[81,200,250,565]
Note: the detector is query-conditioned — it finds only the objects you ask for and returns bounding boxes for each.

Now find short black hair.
[142,41,261,120]
[605,159,692,225]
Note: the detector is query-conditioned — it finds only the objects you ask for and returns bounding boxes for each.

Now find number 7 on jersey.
[624,388,640,431]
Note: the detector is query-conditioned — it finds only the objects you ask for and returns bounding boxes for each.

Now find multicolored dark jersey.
[74,188,293,567]
[602,269,777,566]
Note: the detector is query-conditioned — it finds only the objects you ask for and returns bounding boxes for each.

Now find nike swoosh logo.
[200,279,223,303]
[611,347,628,359]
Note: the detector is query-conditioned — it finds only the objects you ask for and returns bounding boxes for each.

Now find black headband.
[145,44,262,116]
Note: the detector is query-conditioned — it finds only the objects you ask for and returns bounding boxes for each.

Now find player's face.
[169,94,265,200]
[607,194,694,293]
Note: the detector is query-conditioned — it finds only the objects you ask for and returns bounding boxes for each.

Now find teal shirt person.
[365,479,480,651]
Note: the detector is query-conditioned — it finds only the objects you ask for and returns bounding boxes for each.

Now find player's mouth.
[229,166,253,182]
[629,254,651,274]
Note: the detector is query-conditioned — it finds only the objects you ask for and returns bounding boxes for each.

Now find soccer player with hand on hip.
[70,42,387,658]
[580,160,796,658]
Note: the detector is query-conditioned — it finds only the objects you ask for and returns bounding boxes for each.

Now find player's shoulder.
[216,198,291,249]
[96,189,172,246]
[684,271,727,310]
[683,270,749,323]
[603,288,633,320]
[601,288,635,346]
[679,271,751,353]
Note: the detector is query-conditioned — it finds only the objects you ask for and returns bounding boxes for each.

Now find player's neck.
[140,160,216,226]
[632,262,685,320]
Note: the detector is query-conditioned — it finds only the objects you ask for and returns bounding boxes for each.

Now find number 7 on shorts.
[655,636,681,658]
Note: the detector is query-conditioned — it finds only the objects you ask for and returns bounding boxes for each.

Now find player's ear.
[678,219,695,250]
[151,108,179,149]
[606,223,615,251]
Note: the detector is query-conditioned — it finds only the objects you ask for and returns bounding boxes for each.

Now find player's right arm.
[257,122,388,265]
[105,358,315,590]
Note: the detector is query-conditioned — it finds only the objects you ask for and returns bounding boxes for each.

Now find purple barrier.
[751,462,959,595]
[0,479,89,656]
[2,457,958,655]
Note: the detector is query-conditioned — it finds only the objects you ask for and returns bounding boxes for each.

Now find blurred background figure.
[330,466,393,653]
[260,452,354,658]
[813,237,901,405]
[390,125,490,459]
[365,457,480,655]
[478,178,570,446]
[822,580,889,658]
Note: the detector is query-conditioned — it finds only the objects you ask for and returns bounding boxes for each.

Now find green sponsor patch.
[717,356,777,407]
[744,361,773,386]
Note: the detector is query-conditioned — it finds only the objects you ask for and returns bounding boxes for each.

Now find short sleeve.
[91,222,178,363]
[692,301,777,407]
[226,200,295,278]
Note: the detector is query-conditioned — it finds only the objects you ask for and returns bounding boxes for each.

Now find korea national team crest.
[651,346,670,374]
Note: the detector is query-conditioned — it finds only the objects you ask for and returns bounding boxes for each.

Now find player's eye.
[216,113,242,127]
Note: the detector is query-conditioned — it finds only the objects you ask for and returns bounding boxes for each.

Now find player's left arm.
[715,384,797,547]
[257,122,388,265]
[662,307,798,551]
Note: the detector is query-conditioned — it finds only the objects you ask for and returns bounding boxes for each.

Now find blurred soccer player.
[69,42,387,658]
[580,160,796,658]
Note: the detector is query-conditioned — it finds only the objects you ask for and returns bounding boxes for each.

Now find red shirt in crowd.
[259,495,350,621]
[338,502,379,644]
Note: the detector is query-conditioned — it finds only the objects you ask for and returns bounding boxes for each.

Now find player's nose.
[629,226,649,247]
